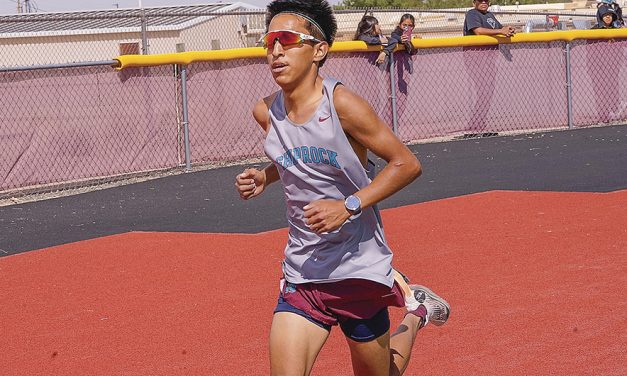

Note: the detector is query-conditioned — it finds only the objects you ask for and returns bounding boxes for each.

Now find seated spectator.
[596,0,624,28]
[593,6,620,28]
[354,16,388,64]
[463,0,515,37]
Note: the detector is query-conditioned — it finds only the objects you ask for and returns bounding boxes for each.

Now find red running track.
[1,190,625,375]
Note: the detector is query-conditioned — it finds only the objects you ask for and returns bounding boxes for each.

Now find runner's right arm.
[235,96,280,200]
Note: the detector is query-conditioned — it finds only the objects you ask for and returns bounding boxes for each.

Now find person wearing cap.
[463,0,516,37]
[595,0,624,28]
[593,4,623,28]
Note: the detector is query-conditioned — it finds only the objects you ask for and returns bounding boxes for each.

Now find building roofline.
[0,2,262,39]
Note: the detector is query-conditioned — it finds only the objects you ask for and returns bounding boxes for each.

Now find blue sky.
[0,1,342,15]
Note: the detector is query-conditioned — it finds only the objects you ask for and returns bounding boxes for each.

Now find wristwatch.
[344,195,362,215]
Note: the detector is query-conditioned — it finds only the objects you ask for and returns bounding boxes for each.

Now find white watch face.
[345,195,361,211]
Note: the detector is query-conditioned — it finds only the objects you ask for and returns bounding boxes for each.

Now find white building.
[0,3,265,67]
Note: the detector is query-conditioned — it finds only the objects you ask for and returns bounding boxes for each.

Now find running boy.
[235,1,449,375]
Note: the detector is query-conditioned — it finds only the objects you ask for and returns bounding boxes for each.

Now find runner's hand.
[235,168,265,200]
[303,199,351,234]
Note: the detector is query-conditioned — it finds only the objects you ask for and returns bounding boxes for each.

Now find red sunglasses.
[259,30,322,50]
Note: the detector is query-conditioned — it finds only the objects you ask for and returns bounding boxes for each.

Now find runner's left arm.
[303,85,421,233]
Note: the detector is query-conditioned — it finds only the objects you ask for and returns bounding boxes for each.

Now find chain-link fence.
[1,7,625,199]
[571,38,627,126]
[3,36,626,198]
[0,64,182,194]
[0,6,599,68]
[394,42,570,140]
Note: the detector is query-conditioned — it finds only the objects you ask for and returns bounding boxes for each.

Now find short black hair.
[266,0,337,67]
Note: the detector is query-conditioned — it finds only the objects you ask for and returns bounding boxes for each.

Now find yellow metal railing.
[115,29,627,69]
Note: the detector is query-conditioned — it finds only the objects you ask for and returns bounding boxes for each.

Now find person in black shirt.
[462,0,513,135]
[463,0,515,37]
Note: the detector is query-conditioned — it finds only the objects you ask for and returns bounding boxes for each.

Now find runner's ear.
[313,41,329,63]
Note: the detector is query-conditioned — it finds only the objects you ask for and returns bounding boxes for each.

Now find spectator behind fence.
[593,6,620,28]
[463,0,515,37]
[378,14,419,73]
[383,14,418,58]
[353,16,389,65]
[462,0,510,135]
[595,0,624,28]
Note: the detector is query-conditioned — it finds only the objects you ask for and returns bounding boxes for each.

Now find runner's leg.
[389,314,423,375]
[270,312,330,376]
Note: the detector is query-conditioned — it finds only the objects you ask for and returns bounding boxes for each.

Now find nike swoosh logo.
[319,115,331,122]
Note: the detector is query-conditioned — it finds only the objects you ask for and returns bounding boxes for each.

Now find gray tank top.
[264,77,394,287]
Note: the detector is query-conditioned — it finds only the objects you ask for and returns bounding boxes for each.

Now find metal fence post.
[565,41,573,129]
[180,64,192,171]
[140,9,149,55]
[388,52,399,135]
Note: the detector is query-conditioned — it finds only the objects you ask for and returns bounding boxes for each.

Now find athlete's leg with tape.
[269,312,330,376]
[388,270,425,374]
[389,314,424,375]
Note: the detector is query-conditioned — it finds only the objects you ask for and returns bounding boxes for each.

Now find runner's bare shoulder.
[253,91,279,133]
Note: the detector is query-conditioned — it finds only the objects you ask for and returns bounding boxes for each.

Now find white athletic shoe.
[407,285,451,327]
